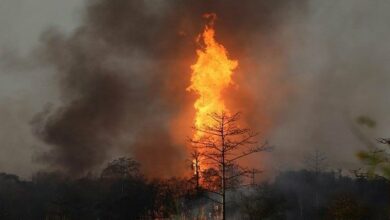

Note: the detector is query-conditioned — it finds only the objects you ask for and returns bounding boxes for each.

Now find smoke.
[267,0,390,173]
[30,0,307,177]
[2,0,389,179]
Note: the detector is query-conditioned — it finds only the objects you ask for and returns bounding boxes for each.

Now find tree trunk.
[221,117,226,220]
[222,160,226,220]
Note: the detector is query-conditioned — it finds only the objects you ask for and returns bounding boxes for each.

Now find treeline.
[0,158,194,219]
[239,170,389,219]
[0,159,389,219]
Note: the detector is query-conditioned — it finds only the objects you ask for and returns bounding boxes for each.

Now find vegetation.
[0,114,389,219]
[353,115,390,179]
[0,159,388,219]
[189,112,271,219]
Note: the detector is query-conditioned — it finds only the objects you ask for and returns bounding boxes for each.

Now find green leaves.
[357,147,390,179]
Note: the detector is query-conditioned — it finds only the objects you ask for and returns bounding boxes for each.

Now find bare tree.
[101,157,140,180]
[189,112,271,220]
[304,149,327,174]
[303,149,327,212]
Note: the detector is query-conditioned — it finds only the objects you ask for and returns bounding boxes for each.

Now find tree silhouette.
[303,149,328,213]
[189,112,271,219]
[304,149,327,174]
[101,157,140,180]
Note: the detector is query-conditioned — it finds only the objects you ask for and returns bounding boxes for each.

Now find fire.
[187,13,238,175]
[187,13,238,139]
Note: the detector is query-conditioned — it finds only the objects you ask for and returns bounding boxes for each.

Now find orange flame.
[187,13,238,139]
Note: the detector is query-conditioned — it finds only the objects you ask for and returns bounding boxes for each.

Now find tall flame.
[188,13,238,139]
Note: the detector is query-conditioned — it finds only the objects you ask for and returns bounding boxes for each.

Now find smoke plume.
[31,0,306,177]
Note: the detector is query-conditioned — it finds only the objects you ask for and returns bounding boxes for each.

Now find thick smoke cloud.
[2,0,389,179]
[31,0,306,177]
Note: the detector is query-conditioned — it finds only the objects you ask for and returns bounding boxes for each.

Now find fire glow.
[187,13,238,174]
[187,13,238,139]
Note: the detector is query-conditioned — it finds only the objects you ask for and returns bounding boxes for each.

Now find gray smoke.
[30,0,306,177]
[267,0,390,174]
[1,0,389,179]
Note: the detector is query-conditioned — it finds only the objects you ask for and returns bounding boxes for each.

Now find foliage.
[354,115,390,179]
[0,158,389,219]
[240,183,286,220]
[357,139,390,179]
[326,193,367,220]
[101,157,140,179]
[274,170,389,219]
[0,158,180,220]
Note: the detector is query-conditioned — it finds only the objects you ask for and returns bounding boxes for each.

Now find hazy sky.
[268,0,390,173]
